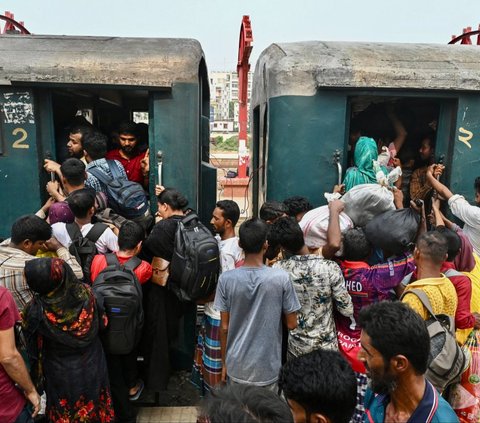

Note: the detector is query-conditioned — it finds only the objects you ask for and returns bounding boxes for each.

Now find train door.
[0,88,46,237]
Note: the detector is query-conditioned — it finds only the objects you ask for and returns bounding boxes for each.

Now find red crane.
[0,11,30,34]
[449,25,480,45]
[236,15,253,179]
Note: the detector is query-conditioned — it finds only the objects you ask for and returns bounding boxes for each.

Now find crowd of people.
[1,117,480,423]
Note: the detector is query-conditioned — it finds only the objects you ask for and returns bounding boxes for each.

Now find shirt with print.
[336,253,415,346]
[85,158,127,194]
[204,236,244,319]
[214,265,300,385]
[51,222,119,254]
[273,255,353,356]
[0,239,83,311]
[0,287,27,423]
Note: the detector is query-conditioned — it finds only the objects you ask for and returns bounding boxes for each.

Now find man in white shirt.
[426,164,480,255]
[51,188,118,254]
[191,200,243,395]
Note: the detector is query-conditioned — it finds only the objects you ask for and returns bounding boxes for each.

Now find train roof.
[0,35,206,88]
[252,41,480,105]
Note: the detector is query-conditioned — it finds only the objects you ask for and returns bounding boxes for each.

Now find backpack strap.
[85,223,108,243]
[181,212,198,226]
[123,256,142,272]
[105,253,120,268]
[444,268,463,278]
[107,160,123,179]
[88,165,113,185]
[66,222,82,241]
[401,289,438,321]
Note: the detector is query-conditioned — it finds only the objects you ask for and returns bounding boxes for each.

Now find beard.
[120,145,136,155]
[69,149,84,159]
[368,367,398,395]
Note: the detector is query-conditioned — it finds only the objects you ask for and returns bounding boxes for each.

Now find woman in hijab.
[23,258,114,422]
[343,136,383,192]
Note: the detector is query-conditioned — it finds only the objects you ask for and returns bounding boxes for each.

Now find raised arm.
[425,164,453,200]
[322,200,344,259]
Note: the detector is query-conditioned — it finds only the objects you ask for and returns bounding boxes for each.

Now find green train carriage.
[0,34,216,237]
[250,41,480,213]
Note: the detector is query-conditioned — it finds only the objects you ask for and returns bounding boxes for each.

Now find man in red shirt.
[0,287,41,423]
[106,122,149,187]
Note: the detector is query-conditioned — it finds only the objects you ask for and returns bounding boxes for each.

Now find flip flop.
[129,379,144,401]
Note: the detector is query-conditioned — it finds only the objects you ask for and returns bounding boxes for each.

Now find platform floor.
[137,406,198,422]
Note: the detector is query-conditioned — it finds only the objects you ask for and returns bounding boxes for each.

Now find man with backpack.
[360,301,458,423]
[83,130,151,228]
[91,221,150,423]
[51,189,118,283]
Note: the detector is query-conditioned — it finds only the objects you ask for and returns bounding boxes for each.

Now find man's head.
[82,131,108,162]
[211,200,240,237]
[414,231,448,268]
[270,217,305,255]
[474,177,480,205]
[66,189,96,219]
[118,221,145,253]
[239,218,268,255]
[418,132,435,162]
[10,215,52,255]
[60,158,86,187]
[434,227,461,262]
[259,201,288,224]
[201,383,293,423]
[283,196,313,222]
[279,349,357,423]
[342,228,371,262]
[117,121,139,156]
[358,302,430,395]
[67,124,93,159]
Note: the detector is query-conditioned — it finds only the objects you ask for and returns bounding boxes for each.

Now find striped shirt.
[0,240,83,311]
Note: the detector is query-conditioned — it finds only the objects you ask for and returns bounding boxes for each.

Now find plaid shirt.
[0,240,83,311]
[85,158,127,194]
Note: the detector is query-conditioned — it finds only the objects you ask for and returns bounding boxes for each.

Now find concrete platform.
[137,406,198,422]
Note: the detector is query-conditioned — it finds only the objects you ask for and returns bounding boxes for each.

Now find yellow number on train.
[12,128,29,149]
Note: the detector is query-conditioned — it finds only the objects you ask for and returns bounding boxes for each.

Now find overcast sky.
[3,0,480,70]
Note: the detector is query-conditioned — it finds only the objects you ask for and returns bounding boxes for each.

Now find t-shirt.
[0,287,26,423]
[214,265,301,385]
[106,149,146,185]
[142,215,183,263]
[51,222,119,254]
[90,253,153,284]
[204,236,244,319]
[448,194,480,256]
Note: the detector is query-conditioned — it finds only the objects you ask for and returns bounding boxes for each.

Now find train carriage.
[251,41,480,213]
[0,34,215,237]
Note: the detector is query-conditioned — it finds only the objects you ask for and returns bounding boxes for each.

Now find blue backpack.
[88,160,149,219]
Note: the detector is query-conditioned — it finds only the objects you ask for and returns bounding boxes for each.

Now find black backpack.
[66,222,108,284]
[88,160,149,219]
[92,254,144,355]
[169,212,220,302]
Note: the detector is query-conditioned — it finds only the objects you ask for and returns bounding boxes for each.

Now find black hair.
[118,221,145,251]
[279,349,357,423]
[157,188,189,211]
[66,188,95,219]
[475,177,480,194]
[270,217,304,254]
[435,227,461,262]
[69,123,94,140]
[343,228,371,261]
[118,121,138,137]
[11,215,52,244]
[283,196,313,219]
[239,218,268,254]
[259,201,288,223]
[420,129,436,149]
[60,158,86,186]
[82,131,108,160]
[416,231,448,265]
[201,384,293,423]
[216,200,240,227]
[359,301,430,375]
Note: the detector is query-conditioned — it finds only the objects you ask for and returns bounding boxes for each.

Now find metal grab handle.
[157,150,163,186]
[432,154,446,199]
[333,150,342,185]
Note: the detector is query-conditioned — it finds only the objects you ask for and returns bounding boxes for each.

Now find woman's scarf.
[23,258,99,349]
[344,137,385,192]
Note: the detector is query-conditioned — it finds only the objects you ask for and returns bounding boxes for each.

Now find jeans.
[14,406,34,423]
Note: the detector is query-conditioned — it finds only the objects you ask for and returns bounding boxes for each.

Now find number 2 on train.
[11,128,28,149]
